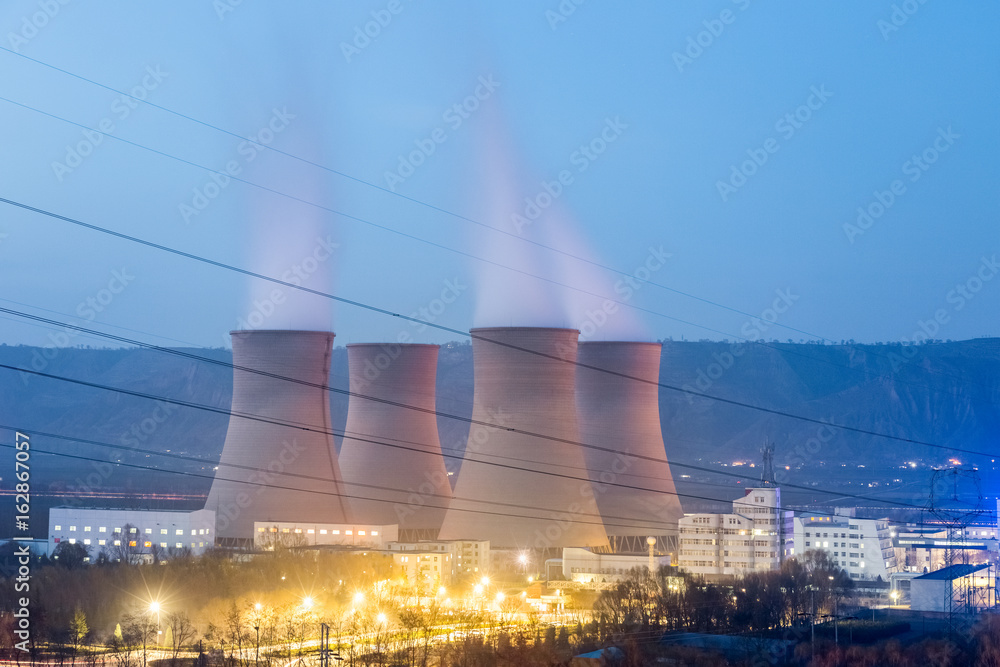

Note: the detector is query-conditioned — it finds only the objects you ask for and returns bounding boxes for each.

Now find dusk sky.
[1,1,997,349]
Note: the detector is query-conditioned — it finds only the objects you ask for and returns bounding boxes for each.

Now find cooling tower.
[337,344,452,534]
[439,327,608,549]
[576,342,683,536]
[206,330,351,541]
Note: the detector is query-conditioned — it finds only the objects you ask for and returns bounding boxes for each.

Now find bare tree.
[166,612,195,665]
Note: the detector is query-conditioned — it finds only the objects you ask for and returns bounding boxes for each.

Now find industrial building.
[337,343,452,538]
[561,547,670,586]
[387,539,490,581]
[48,507,216,560]
[205,330,351,543]
[253,521,397,550]
[439,327,608,549]
[576,341,682,554]
[677,487,787,577]
[787,511,898,581]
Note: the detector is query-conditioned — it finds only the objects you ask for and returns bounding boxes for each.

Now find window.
[129,540,137,547]
[145,528,152,534]
[191,530,197,536]
[176,543,183,549]
[98,540,106,546]
[320,529,328,535]
[358,530,366,536]
[176,529,184,535]
[294,529,302,534]
[160,542,167,548]
[70,526,77,531]
[99,527,107,533]
[129,528,137,534]
[258,528,265,533]
[346,530,353,535]
[307,529,315,534]
[143,541,152,548]
[69,538,76,544]
[113,540,121,546]
[54,525,62,531]
[115,527,122,533]
[372,531,379,536]
[332,530,340,535]
[84,526,91,532]
[84,539,91,545]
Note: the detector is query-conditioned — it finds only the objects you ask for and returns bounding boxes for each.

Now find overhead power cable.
[0,204,985,459]
[0,46,976,389]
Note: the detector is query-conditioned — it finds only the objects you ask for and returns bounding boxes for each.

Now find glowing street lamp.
[353,592,365,606]
[376,612,387,624]
[302,596,314,610]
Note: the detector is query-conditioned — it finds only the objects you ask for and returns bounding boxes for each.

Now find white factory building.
[387,539,490,581]
[561,547,670,585]
[48,507,216,560]
[253,522,398,550]
[787,511,898,581]
[678,487,787,577]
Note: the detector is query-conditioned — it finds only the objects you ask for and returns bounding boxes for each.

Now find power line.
[0,47,977,390]
[0,206,984,459]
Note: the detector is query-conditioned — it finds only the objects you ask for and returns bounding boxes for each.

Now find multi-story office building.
[253,522,397,550]
[678,487,787,577]
[388,540,490,580]
[787,511,898,581]
[48,507,216,560]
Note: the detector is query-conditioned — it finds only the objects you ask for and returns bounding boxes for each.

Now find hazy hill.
[1,338,996,515]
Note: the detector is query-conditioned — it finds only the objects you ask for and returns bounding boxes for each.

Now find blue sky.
[1,1,997,349]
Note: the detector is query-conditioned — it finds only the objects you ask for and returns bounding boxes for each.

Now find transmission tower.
[760,439,776,485]
[925,467,984,569]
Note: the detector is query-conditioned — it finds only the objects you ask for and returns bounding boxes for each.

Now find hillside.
[0,338,996,522]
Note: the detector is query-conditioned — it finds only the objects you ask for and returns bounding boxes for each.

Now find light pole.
[829,575,838,645]
[253,602,262,666]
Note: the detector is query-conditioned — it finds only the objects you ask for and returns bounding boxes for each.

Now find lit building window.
[332,530,340,535]
[143,541,152,548]
[129,541,137,547]
[69,538,76,544]
[372,531,378,536]
[160,542,167,548]
[113,540,121,546]
[83,539,91,545]
[320,530,328,535]
[176,543,183,548]
[176,529,184,536]
[99,527,107,533]
[346,530,353,535]
[358,531,366,536]
[70,526,77,531]
[307,529,315,534]
[54,525,62,531]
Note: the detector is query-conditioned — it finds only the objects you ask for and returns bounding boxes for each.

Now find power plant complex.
[205,327,683,553]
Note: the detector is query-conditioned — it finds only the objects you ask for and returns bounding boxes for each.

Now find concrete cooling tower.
[337,344,452,536]
[439,327,608,549]
[576,342,683,541]
[206,330,351,541]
